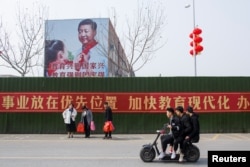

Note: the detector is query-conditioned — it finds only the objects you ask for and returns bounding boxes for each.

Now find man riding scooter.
[158,107,181,159]
[140,106,200,163]
[182,106,200,154]
[174,106,192,162]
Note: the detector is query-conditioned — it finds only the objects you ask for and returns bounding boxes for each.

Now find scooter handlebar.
[156,129,165,134]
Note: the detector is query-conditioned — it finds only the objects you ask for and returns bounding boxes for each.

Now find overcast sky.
[0,0,249,77]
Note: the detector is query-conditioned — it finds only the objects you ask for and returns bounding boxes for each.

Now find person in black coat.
[182,106,200,154]
[103,101,113,139]
[173,106,192,162]
[158,107,181,159]
[185,106,200,142]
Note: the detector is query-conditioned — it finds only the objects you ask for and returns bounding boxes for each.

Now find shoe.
[158,152,166,159]
[166,149,172,154]
[107,136,112,139]
[179,153,184,162]
[171,151,176,159]
[103,137,108,139]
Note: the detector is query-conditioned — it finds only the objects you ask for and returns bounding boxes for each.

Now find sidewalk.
[0,133,249,141]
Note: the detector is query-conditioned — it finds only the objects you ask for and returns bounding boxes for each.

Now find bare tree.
[99,1,167,77]
[0,2,48,77]
[110,1,167,76]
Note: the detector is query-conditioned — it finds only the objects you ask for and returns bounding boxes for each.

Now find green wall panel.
[1,112,250,134]
[1,77,250,134]
[1,77,250,92]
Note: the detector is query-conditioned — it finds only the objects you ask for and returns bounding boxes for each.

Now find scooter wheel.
[140,147,156,162]
[185,145,200,162]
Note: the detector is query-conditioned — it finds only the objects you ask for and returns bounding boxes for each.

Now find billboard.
[44,18,110,77]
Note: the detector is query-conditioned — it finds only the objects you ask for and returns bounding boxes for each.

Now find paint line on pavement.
[211,134,220,140]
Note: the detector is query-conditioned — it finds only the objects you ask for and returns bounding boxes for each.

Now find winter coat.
[81,109,93,125]
[169,115,181,138]
[188,113,200,142]
[62,108,77,124]
[104,106,113,121]
[179,113,192,137]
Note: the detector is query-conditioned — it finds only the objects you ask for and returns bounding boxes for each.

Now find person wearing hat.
[183,106,200,152]
[158,107,181,159]
[80,105,93,138]
[173,106,192,162]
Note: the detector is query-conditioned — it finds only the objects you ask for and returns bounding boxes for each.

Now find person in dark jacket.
[182,106,200,153]
[185,106,200,142]
[80,105,93,138]
[158,107,181,159]
[174,106,192,162]
[103,102,113,139]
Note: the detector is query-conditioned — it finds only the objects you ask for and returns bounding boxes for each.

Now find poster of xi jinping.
[44,18,109,77]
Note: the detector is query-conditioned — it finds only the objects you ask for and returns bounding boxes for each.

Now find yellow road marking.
[232,134,250,140]
[211,134,220,140]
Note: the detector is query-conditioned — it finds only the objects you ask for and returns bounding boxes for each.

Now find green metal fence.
[0,77,250,134]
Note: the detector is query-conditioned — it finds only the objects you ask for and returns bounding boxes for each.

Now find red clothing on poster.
[79,40,98,64]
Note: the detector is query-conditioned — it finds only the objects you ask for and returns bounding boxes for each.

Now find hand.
[74,53,83,63]
[74,54,83,71]
[163,123,169,128]
[167,125,172,129]
[74,53,90,71]
[160,130,165,134]
[185,136,190,140]
[82,53,90,62]
[76,53,90,63]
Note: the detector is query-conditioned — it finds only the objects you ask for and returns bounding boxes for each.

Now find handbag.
[90,121,96,131]
[103,121,115,132]
[103,121,110,133]
[77,122,84,133]
[109,121,115,132]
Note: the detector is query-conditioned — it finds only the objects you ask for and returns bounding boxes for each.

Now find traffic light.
[189,27,203,56]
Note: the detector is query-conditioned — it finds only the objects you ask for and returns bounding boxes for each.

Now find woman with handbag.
[62,103,77,138]
[81,105,93,138]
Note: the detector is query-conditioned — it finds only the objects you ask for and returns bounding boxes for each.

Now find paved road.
[0,133,250,167]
